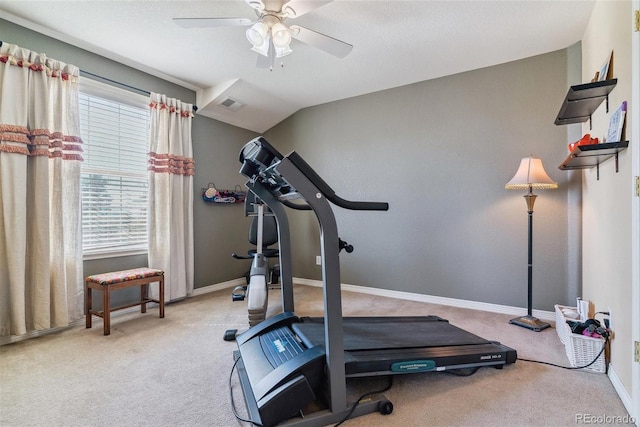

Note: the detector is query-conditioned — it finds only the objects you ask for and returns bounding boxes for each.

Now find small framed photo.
[598,51,612,81]
[606,101,626,143]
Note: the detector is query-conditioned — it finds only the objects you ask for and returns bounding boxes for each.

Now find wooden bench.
[85,268,165,335]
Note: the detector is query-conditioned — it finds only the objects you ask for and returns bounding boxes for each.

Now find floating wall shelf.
[559,141,629,180]
[554,79,618,129]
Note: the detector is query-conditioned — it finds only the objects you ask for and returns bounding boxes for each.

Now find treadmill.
[232,137,517,427]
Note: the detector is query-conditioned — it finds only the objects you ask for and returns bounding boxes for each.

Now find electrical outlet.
[606,307,612,330]
[315,256,322,266]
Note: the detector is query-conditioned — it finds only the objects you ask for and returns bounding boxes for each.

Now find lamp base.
[509,315,550,332]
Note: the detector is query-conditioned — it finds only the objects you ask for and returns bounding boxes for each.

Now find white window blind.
[79,79,150,257]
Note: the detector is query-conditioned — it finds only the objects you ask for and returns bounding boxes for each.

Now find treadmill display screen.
[260,326,305,368]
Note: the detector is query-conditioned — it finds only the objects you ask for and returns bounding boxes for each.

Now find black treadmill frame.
[245,160,355,420]
[233,137,516,426]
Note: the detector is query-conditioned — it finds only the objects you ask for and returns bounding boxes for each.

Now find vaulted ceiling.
[0,0,595,132]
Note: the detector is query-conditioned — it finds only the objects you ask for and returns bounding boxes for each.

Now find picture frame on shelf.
[606,101,626,143]
[597,50,612,81]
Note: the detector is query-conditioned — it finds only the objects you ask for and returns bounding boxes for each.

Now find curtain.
[147,93,194,301]
[0,43,83,336]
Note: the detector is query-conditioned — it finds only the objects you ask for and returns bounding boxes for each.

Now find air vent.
[218,96,244,112]
[220,97,236,107]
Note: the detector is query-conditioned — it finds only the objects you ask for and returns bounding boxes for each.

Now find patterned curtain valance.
[147,152,195,176]
[148,100,193,118]
[0,53,79,82]
[147,93,195,176]
[0,43,83,161]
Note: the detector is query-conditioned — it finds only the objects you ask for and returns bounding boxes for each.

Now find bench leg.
[103,285,111,336]
[85,281,92,329]
[141,283,148,313]
[159,276,165,318]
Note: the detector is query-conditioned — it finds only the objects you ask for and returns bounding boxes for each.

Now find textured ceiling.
[0,0,595,132]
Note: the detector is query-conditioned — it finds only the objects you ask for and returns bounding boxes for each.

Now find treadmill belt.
[292,316,490,351]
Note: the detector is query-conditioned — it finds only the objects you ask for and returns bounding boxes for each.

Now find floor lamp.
[505,156,558,332]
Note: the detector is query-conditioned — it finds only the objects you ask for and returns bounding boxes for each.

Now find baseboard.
[0,303,156,347]
[192,278,246,296]
[0,319,81,346]
[293,277,555,322]
[607,365,636,421]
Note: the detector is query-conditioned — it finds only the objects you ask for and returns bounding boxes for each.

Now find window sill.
[83,248,148,261]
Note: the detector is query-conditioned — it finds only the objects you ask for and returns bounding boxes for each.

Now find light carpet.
[0,284,631,426]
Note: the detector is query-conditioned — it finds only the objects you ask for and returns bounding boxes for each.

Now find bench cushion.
[86,268,164,285]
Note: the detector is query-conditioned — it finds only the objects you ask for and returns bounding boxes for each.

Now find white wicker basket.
[554,305,606,373]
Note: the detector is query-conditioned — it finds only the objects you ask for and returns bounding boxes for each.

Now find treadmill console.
[239,136,389,212]
[239,136,283,181]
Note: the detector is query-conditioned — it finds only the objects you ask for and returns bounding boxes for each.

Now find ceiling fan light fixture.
[176,0,353,68]
[275,45,293,58]
[271,22,291,48]
[251,38,270,57]
[246,21,268,47]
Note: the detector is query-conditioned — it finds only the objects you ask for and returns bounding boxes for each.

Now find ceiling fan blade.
[282,0,334,18]
[289,25,352,58]
[173,18,253,28]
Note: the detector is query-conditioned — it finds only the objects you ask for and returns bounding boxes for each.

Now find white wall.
[581,0,634,400]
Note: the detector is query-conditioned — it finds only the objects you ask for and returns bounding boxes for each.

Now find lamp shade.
[505,156,558,190]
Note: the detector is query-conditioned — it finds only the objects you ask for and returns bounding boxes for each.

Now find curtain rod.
[80,70,198,112]
[0,40,197,112]
[80,69,151,95]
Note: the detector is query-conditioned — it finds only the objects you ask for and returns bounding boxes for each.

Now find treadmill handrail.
[286,151,389,211]
[281,198,312,211]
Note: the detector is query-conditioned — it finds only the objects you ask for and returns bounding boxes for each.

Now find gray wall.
[191,118,258,287]
[266,46,583,311]
[2,19,258,306]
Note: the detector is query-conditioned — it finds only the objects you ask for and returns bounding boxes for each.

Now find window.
[79,79,150,258]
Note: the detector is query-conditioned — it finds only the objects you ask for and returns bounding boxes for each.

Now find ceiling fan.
[173,0,352,69]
